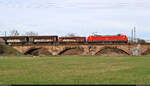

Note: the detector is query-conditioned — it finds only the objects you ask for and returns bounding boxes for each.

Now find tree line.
[0,29,38,36]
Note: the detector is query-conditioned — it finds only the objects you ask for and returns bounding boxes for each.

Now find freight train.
[0,34,128,45]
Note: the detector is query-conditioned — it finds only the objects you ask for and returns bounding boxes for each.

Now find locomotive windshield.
[94,34,122,37]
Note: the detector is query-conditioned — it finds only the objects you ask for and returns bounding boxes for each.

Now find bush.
[0,38,5,45]
[0,45,21,56]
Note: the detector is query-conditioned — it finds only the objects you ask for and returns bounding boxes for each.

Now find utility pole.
[4,31,7,37]
[134,27,136,43]
[131,28,133,43]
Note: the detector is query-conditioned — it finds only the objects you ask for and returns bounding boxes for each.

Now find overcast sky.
[0,0,150,40]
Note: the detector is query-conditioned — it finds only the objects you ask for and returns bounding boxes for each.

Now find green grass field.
[0,56,150,84]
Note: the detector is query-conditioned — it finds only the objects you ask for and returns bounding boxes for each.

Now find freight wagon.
[29,36,58,44]
[59,37,86,44]
[1,36,28,45]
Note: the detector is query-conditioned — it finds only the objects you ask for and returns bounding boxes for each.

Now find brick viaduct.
[10,43,150,56]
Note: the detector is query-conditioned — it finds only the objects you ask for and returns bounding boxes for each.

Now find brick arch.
[95,46,129,56]
[24,47,42,55]
[24,47,52,56]
[58,47,84,55]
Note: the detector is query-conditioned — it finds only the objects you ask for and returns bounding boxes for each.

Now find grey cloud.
[0,0,149,9]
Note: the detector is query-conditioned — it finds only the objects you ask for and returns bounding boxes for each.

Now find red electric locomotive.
[87,34,128,44]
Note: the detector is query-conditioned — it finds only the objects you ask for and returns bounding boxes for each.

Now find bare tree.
[65,33,76,37]
[9,29,19,36]
[24,31,38,36]
[0,31,7,37]
[136,38,146,44]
